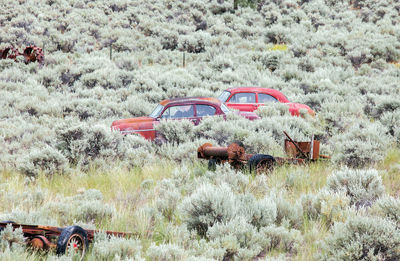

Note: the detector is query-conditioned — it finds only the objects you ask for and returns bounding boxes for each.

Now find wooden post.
[182,52,185,67]
[109,44,112,60]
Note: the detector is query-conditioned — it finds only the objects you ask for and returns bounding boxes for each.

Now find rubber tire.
[248,154,276,174]
[56,226,88,258]
[208,159,220,171]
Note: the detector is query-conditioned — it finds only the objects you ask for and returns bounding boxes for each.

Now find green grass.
[1,148,400,260]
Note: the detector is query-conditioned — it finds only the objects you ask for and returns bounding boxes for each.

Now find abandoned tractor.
[198,131,329,174]
[0,221,131,260]
[0,45,44,64]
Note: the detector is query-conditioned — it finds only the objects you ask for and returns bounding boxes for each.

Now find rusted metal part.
[0,222,132,255]
[284,140,321,160]
[0,45,44,64]
[198,131,329,174]
[283,131,308,159]
[29,235,55,249]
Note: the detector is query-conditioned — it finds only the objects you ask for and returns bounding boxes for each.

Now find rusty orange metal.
[0,222,132,255]
[0,45,44,64]
[198,132,329,174]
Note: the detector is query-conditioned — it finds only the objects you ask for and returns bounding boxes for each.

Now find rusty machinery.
[198,131,329,174]
[0,45,44,64]
[0,221,131,259]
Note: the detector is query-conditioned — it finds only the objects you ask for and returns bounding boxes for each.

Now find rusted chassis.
[0,45,44,64]
[0,222,130,258]
[197,132,329,173]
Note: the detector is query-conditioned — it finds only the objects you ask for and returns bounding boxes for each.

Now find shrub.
[206,217,266,260]
[272,193,303,229]
[146,243,186,261]
[301,190,350,226]
[331,119,389,168]
[371,196,400,228]
[326,168,384,206]
[236,193,277,229]
[18,146,69,177]
[155,179,181,220]
[180,183,237,236]
[91,233,144,260]
[319,216,400,260]
[260,225,302,254]
[0,224,25,252]
[155,119,195,145]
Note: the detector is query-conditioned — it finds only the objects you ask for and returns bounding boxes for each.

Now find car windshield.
[218,91,231,103]
[221,103,230,114]
[149,104,164,118]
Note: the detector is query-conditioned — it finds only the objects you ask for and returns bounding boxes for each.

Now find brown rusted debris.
[0,45,44,64]
[198,131,330,174]
[0,222,132,258]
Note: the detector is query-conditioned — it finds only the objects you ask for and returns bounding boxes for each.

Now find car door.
[160,104,197,123]
[225,92,257,112]
[256,93,278,110]
[195,104,217,124]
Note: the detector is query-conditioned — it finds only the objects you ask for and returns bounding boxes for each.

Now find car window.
[196,105,216,117]
[161,105,194,119]
[149,104,164,118]
[258,93,278,103]
[218,91,231,102]
[229,93,256,103]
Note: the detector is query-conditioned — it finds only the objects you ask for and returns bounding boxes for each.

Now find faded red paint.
[219,87,315,117]
[111,97,259,140]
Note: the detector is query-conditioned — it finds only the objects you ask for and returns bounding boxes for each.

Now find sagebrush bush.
[146,243,186,261]
[155,119,195,145]
[260,225,302,254]
[0,224,25,252]
[206,217,266,260]
[326,168,384,206]
[91,233,144,260]
[319,216,400,260]
[17,146,69,177]
[371,196,400,228]
[180,183,237,236]
[331,119,390,168]
[301,190,350,225]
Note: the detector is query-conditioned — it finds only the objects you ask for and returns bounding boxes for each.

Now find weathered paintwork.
[111,97,259,140]
[219,87,315,116]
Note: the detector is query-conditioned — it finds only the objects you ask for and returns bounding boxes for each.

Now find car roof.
[159,97,222,106]
[224,87,289,102]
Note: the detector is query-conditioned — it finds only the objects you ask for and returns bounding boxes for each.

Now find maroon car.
[111,97,259,140]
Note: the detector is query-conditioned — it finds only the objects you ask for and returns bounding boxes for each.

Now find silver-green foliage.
[319,216,400,260]
[91,233,144,261]
[0,224,25,252]
[326,168,384,206]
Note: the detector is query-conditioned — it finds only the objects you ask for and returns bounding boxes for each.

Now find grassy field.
[1,147,399,260]
[1,0,400,260]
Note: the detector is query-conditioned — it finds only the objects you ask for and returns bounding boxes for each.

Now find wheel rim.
[256,159,274,174]
[66,234,85,258]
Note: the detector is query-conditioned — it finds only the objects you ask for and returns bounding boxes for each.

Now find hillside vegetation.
[0,0,400,260]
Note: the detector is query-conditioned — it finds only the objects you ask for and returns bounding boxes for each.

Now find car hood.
[111,116,155,130]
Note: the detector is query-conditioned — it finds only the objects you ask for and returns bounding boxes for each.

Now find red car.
[111,97,259,140]
[218,87,315,116]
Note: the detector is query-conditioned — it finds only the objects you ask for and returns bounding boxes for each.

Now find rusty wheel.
[56,226,88,260]
[248,154,276,174]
